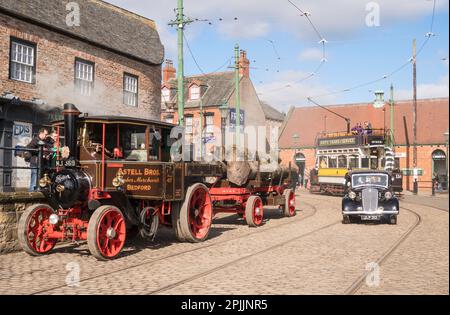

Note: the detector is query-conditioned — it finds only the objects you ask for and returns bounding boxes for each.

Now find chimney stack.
[162,59,176,82]
[239,50,250,78]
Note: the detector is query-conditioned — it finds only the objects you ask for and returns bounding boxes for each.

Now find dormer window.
[189,84,200,100]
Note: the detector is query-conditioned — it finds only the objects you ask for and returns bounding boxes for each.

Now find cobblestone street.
[0,191,448,295]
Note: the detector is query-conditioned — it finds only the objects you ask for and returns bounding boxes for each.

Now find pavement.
[0,191,448,295]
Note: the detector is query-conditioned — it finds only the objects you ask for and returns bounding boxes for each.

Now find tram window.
[329,157,337,168]
[319,156,328,168]
[349,156,359,169]
[370,158,378,169]
[361,157,369,168]
[338,155,347,168]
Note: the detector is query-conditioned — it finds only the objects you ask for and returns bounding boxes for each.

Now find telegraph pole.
[389,84,395,146]
[412,39,418,193]
[235,44,241,147]
[169,0,193,126]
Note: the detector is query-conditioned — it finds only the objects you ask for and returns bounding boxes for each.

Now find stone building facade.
[0,0,164,191]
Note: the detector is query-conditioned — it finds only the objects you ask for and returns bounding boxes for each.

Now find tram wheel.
[245,196,264,227]
[87,206,126,261]
[18,204,57,256]
[283,189,296,217]
[179,183,213,243]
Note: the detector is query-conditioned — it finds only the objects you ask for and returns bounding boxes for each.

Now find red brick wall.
[0,13,161,119]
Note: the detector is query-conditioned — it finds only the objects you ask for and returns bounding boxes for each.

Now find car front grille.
[362,188,378,212]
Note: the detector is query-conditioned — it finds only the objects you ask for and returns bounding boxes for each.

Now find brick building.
[0,0,164,191]
[161,51,284,159]
[279,97,449,191]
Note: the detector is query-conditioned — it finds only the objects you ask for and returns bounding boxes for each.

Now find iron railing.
[0,143,45,190]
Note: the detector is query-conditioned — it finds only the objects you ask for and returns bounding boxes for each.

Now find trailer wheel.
[171,202,186,242]
[283,189,296,217]
[87,206,126,261]
[245,196,264,227]
[18,204,57,256]
[179,183,213,243]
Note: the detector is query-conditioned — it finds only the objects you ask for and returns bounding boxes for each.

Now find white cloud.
[298,48,324,61]
[105,0,448,55]
[255,70,336,112]
[396,74,449,100]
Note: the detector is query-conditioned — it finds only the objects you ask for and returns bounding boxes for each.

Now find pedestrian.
[24,128,48,191]
[298,172,303,188]
[45,130,59,170]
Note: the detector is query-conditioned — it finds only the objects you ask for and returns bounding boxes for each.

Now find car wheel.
[342,215,351,224]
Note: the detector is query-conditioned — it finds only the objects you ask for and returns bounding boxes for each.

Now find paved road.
[0,192,448,295]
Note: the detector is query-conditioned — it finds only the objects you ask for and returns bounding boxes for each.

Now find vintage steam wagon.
[17,104,223,260]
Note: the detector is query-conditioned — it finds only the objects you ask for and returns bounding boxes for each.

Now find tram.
[309,129,403,195]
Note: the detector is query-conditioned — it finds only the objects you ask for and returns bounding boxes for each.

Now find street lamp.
[219,103,230,161]
[445,130,449,191]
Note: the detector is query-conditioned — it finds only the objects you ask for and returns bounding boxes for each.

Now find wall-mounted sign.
[318,136,357,147]
[229,108,245,132]
[401,168,424,176]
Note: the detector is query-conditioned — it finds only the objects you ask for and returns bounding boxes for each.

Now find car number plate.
[361,215,381,221]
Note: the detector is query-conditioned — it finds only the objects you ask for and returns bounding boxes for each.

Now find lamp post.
[445,130,449,191]
[292,133,300,155]
[219,104,230,161]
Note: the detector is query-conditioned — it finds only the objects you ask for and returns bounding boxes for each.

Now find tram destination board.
[318,136,359,147]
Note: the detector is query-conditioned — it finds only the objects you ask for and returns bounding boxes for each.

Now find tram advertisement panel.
[105,163,164,198]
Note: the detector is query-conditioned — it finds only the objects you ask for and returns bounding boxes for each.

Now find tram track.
[146,195,432,295]
[148,219,342,295]
[28,198,320,295]
[344,205,423,295]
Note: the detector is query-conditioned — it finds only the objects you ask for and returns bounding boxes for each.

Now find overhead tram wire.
[307,0,438,101]
[183,33,233,82]
[258,0,328,95]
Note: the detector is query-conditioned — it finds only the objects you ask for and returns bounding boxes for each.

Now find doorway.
[294,153,306,186]
[432,149,447,191]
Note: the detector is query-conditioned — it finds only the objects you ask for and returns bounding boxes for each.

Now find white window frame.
[10,39,35,83]
[161,87,171,103]
[75,59,94,96]
[124,74,138,107]
[185,116,193,135]
[189,85,200,100]
[205,115,214,135]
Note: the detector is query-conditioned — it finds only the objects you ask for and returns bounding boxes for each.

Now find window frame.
[189,84,201,101]
[161,87,171,103]
[123,72,139,107]
[74,57,95,96]
[9,37,37,84]
[185,115,194,135]
[204,113,215,135]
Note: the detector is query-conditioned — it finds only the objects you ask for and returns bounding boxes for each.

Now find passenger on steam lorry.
[24,128,48,192]
[17,103,297,260]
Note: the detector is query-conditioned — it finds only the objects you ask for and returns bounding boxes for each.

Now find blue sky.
[107,0,449,112]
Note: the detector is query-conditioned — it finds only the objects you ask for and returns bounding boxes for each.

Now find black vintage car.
[342,170,399,224]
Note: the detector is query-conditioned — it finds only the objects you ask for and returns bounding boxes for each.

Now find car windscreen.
[352,173,388,188]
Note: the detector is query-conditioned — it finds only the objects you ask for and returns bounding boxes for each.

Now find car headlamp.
[349,191,357,200]
[384,191,393,200]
